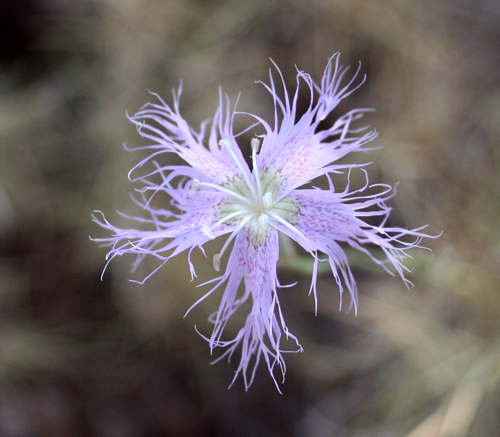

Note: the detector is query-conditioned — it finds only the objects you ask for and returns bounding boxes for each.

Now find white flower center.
[191,138,300,271]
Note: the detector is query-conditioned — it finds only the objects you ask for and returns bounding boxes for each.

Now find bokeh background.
[1,0,499,435]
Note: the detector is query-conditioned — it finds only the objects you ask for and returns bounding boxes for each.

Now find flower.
[92,54,434,391]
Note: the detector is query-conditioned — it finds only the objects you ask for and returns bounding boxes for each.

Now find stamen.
[198,181,253,206]
[215,209,252,227]
[212,213,256,272]
[267,210,308,242]
[219,139,258,201]
[203,209,253,240]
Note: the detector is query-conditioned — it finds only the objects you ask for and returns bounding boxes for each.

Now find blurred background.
[0,0,499,435]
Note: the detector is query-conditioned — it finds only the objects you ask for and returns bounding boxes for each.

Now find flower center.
[191,138,299,271]
[219,138,297,225]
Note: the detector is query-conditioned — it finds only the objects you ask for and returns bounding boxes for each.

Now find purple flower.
[92,54,433,391]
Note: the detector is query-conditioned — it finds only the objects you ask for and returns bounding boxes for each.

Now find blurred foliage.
[0,0,500,435]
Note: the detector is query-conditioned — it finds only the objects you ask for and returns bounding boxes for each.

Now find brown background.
[0,0,499,435]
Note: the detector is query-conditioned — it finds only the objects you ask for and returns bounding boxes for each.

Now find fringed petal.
[272,187,436,314]
[91,190,233,283]
[254,55,377,197]
[193,229,302,391]
[128,88,248,185]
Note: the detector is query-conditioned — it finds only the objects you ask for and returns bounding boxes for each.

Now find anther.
[202,223,215,240]
[219,139,232,150]
[251,138,261,155]
[263,192,273,209]
[258,213,268,230]
[213,253,221,272]
[189,178,200,195]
